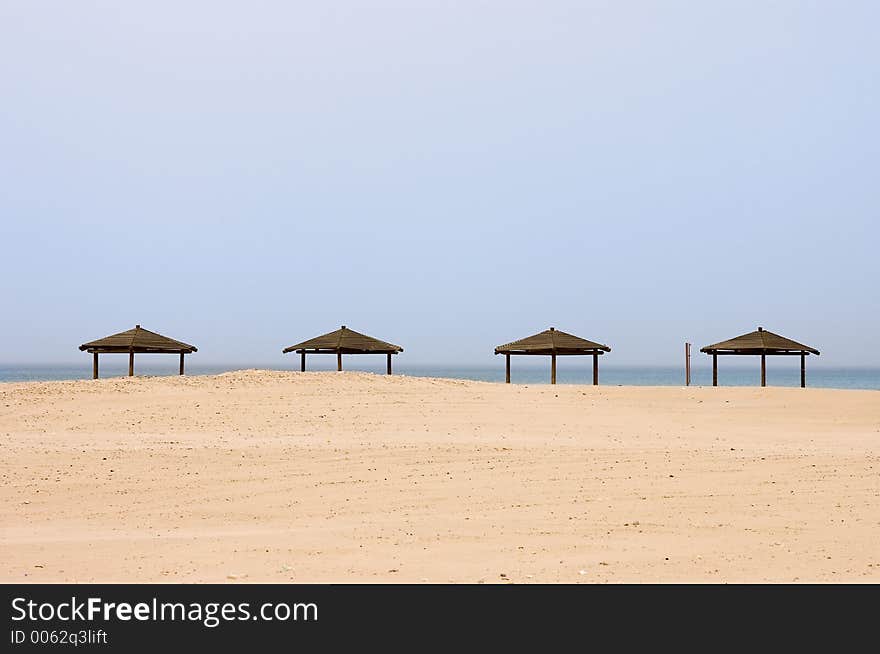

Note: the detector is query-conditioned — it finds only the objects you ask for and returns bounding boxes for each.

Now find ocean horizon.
[2,361,879,390]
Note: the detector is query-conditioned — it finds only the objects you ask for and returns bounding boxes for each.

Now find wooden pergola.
[79,325,197,379]
[701,326,819,387]
[494,327,611,385]
[282,325,403,374]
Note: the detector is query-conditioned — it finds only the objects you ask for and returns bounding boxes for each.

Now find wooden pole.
[551,354,557,384]
[685,343,691,386]
[592,353,598,386]
[301,351,306,372]
[179,352,185,375]
[801,352,806,388]
[387,353,392,375]
[337,350,342,371]
[93,353,99,380]
[505,354,511,383]
[712,354,718,386]
[761,354,766,387]
[129,350,134,377]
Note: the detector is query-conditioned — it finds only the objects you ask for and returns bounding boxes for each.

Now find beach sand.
[1,370,878,583]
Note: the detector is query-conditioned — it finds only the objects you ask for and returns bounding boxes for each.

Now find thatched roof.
[701,327,819,355]
[282,326,403,354]
[79,325,197,353]
[495,327,610,355]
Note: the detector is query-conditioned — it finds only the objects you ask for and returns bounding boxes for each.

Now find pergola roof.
[701,327,819,355]
[79,325,197,353]
[282,326,402,354]
[495,327,610,355]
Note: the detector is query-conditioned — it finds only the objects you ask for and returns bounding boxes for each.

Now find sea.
[1,361,879,390]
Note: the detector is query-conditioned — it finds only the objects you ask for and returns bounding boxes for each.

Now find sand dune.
[1,370,878,583]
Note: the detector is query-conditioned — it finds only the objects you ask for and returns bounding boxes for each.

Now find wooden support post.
[93,353,99,380]
[551,354,557,384]
[337,350,342,371]
[301,351,306,372]
[387,353,392,375]
[129,350,134,377]
[801,353,806,388]
[505,354,511,383]
[761,354,766,387]
[712,354,718,386]
[179,352,185,375]
[593,353,599,386]
[685,342,691,386]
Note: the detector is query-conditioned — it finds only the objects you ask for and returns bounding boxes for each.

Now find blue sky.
[1,1,877,365]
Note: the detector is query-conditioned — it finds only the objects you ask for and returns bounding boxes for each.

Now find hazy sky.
[2,1,878,366]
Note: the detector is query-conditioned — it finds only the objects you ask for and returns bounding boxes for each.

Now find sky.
[1,1,878,366]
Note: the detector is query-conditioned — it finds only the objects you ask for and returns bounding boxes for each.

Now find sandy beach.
[1,370,878,583]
